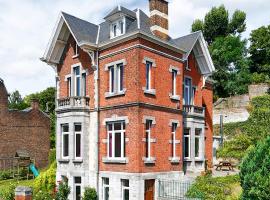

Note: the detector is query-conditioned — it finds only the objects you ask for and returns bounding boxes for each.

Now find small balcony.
[183,105,205,118]
[56,96,90,111]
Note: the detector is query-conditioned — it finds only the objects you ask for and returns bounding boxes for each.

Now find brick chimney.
[0,78,8,112]
[31,99,39,110]
[149,0,169,40]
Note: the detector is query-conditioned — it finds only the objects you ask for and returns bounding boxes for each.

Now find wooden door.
[145,179,155,200]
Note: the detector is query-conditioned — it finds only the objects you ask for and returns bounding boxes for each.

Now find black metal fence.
[158,180,199,200]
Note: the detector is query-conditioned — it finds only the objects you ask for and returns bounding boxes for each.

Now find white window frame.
[195,128,202,159]
[184,128,191,159]
[121,179,129,200]
[74,66,81,96]
[171,123,177,158]
[82,72,87,96]
[184,77,192,105]
[74,123,82,159]
[172,69,177,96]
[67,77,72,97]
[145,120,152,159]
[61,124,69,159]
[110,17,126,39]
[74,177,82,200]
[102,178,110,200]
[107,121,126,159]
[146,61,152,91]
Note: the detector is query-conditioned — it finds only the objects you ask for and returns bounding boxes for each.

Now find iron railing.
[158,180,199,200]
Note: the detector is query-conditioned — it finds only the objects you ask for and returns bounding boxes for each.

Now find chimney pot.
[149,0,169,40]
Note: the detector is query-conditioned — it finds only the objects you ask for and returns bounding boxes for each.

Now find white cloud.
[0,0,269,96]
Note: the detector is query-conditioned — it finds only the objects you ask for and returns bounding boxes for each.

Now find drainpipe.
[96,50,100,195]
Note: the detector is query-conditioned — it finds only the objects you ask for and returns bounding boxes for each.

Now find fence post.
[15,186,32,200]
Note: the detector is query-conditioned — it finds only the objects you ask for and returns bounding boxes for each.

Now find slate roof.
[62,12,99,45]
[172,31,201,54]
[104,6,136,20]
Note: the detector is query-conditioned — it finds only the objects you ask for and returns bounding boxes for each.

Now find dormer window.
[110,17,125,39]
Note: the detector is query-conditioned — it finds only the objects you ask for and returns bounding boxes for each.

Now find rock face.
[0,79,51,169]
[213,83,270,125]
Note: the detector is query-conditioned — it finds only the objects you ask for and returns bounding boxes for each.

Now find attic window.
[73,43,79,59]
[185,60,191,71]
[110,17,126,39]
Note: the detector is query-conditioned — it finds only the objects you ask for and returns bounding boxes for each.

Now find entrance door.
[145,179,155,200]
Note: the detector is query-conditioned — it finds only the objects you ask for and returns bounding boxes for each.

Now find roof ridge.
[173,30,202,40]
[61,11,98,27]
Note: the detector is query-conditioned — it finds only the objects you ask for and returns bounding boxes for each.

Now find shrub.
[240,137,270,199]
[34,190,53,200]
[83,187,97,200]
[0,170,12,180]
[55,182,70,200]
[0,182,16,200]
[49,148,56,165]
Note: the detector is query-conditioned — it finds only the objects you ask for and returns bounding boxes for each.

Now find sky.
[0,0,269,96]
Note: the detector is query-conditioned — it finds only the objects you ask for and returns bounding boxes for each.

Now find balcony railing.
[183,105,205,117]
[57,96,90,110]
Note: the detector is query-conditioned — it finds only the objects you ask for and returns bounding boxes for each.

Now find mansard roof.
[41,6,215,75]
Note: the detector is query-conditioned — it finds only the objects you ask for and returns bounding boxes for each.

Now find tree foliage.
[8,90,28,110]
[240,137,270,199]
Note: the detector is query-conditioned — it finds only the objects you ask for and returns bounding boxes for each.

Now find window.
[121,179,129,200]
[107,121,125,158]
[109,63,124,94]
[74,177,81,200]
[145,120,152,159]
[67,77,72,97]
[171,123,177,158]
[172,69,177,96]
[111,18,125,38]
[74,43,79,56]
[146,61,152,91]
[75,123,82,159]
[184,77,192,105]
[102,178,109,200]
[82,73,86,96]
[195,129,202,158]
[74,66,81,96]
[184,128,190,159]
[192,87,196,105]
[62,124,69,158]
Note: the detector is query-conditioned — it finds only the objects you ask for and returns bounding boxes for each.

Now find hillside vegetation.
[217,94,270,160]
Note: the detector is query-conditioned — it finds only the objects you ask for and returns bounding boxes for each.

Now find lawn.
[0,179,34,194]
[186,175,242,200]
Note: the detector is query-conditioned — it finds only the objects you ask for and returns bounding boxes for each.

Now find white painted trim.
[142,57,156,67]
[150,10,168,19]
[103,115,129,125]
[136,9,141,29]
[142,116,156,124]
[169,65,180,75]
[96,25,100,45]
[150,25,169,35]
[105,59,127,71]
[169,119,180,127]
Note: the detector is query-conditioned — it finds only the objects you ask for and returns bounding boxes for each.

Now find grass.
[186,175,242,200]
[0,179,34,192]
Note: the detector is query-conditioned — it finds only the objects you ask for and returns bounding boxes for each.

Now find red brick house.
[42,0,214,199]
[0,79,50,169]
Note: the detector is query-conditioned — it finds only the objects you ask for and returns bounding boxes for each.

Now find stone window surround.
[105,59,127,98]
[168,119,181,163]
[102,115,129,164]
[64,63,89,97]
[110,17,126,39]
[142,116,156,164]
[169,65,181,101]
[142,57,157,95]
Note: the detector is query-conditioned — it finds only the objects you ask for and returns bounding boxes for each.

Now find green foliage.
[217,95,270,160]
[83,187,98,200]
[34,190,54,200]
[55,182,70,200]
[240,137,270,199]
[251,72,270,84]
[191,19,204,32]
[249,25,270,74]
[8,90,28,110]
[33,161,56,195]
[228,10,246,34]
[0,182,16,200]
[49,149,56,165]
[0,170,12,180]
[186,175,241,200]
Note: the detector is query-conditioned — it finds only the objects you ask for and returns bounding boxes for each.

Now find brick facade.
[0,79,50,169]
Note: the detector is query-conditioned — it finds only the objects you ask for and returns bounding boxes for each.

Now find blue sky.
[0,0,269,96]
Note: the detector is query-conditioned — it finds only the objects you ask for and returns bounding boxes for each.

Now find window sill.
[169,157,180,163]
[142,88,156,96]
[195,158,205,162]
[142,157,156,164]
[58,159,70,163]
[102,157,129,164]
[72,159,83,163]
[169,94,180,101]
[72,54,79,59]
[184,158,192,162]
[105,89,126,98]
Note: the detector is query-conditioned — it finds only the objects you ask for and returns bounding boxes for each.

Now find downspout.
[96,50,100,195]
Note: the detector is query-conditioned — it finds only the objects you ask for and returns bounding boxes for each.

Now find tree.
[240,137,270,199]
[8,90,28,110]
[191,5,249,98]
[249,25,270,78]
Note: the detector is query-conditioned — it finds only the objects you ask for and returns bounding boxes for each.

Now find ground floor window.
[61,124,69,158]
[121,179,129,200]
[184,128,190,159]
[103,178,109,200]
[195,128,202,158]
[74,177,81,200]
